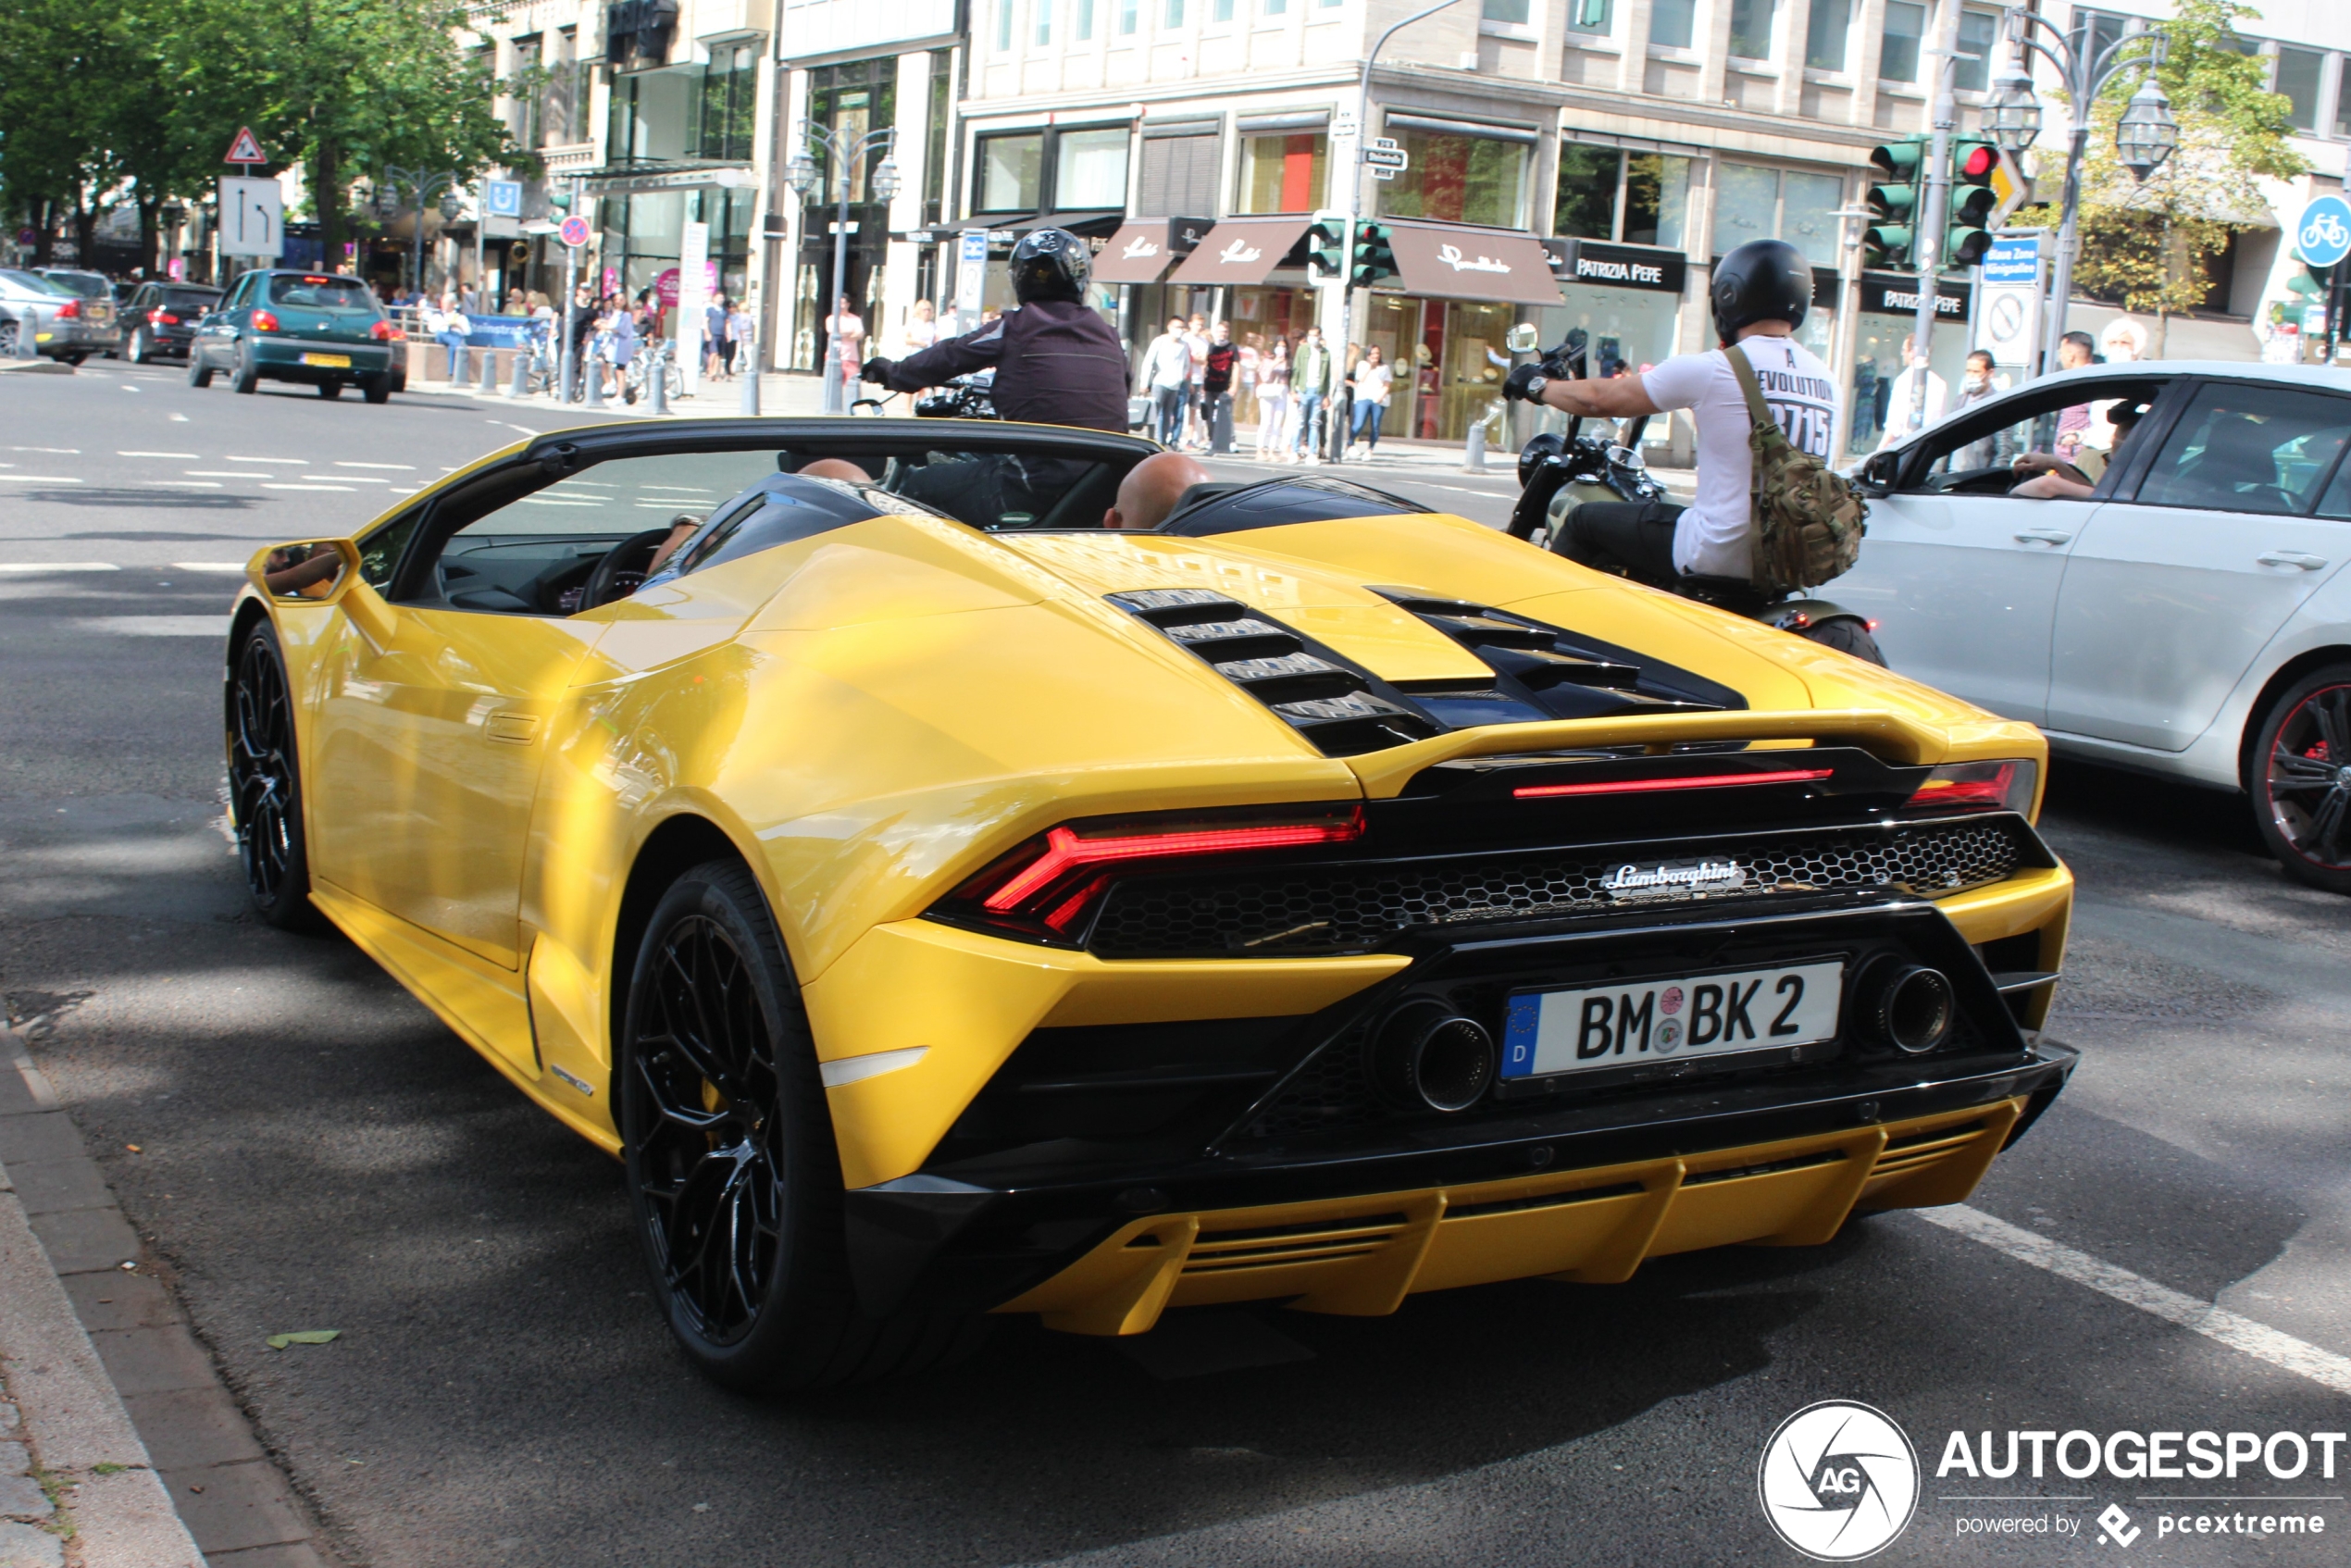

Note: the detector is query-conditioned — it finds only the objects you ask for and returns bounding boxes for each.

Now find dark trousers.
[1557,500,1686,591]
[1152,384,1186,445]
[1201,388,1233,454]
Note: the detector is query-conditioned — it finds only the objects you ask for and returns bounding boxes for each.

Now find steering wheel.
[581,527,678,610]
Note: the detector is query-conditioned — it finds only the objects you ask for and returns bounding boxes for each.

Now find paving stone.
[0,1475,49,1519]
[0,1407,14,1434]
[119,1389,266,1471]
[0,1067,43,1118]
[87,1327,218,1399]
[201,1544,332,1568]
[24,1205,141,1276]
[61,1272,176,1332]
[0,1443,21,1476]
[0,1519,62,1567]
[159,1462,308,1555]
[0,1114,81,1166]
[4,1159,110,1218]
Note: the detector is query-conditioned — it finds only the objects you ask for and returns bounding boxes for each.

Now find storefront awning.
[1384,222,1563,306]
[1092,218,1213,283]
[1168,217,1314,285]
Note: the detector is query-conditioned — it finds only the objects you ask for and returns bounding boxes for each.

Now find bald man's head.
[797,457,873,482]
[1102,452,1212,531]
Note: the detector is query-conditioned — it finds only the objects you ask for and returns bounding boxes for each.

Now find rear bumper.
[249,338,394,379]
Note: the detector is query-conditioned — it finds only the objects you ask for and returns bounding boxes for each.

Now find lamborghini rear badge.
[1601,858,1750,902]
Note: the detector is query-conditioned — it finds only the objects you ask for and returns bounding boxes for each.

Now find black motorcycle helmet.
[1710,239,1810,342]
[1009,228,1090,305]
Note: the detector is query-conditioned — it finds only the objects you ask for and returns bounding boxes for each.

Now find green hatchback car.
[188,269,407,402]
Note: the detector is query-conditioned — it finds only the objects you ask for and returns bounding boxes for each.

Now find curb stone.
[0,1022,329,1567]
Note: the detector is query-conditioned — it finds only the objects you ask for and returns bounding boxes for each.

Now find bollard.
[451,342,469,386]
[648,342,670,417]
[479,345,499,394]
[12,308,37,360]
[558,342,576,404]
[1463,419,1488,474]
[508,342,529,399]
[583,354,604,409]
[740,330,760,417]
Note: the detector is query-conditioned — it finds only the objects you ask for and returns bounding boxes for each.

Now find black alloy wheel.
[226,621,327,930]
[2253,667,2351,894]
[618,860,984,1392]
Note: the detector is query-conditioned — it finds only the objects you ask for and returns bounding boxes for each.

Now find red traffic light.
[1956,143,1997,181]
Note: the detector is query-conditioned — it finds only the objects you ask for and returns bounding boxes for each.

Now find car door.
[1835,376,2163,723]
[193,275,248,367]
[2045,379,2351,751]
[305,439,796,969]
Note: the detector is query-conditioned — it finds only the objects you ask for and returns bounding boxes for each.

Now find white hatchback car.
[1838,361,2351,893]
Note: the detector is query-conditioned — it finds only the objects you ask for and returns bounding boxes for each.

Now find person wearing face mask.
[1949,351,2013,470]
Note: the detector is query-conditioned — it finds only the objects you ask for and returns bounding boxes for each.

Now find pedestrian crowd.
[1136,313,1397,463]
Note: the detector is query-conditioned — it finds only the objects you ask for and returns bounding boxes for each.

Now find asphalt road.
[3,364,2347,1567]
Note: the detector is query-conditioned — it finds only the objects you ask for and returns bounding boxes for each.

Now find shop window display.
[1376,131,1528,230]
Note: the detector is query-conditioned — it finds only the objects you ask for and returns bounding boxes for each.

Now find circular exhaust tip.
[1374,1003,1497,1113]
[1862,962,1956,1054]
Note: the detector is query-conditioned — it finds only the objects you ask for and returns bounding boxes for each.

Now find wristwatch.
[1524,374,1549,402]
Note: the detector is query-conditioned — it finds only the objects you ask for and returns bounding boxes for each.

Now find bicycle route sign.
[2295,195,2351,268]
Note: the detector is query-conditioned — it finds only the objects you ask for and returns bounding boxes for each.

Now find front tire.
[2250,666,2351,894]
[226,620,328,932]
[188,352,214,389]
[1800,616,1887,666]
[618,860,984,1393]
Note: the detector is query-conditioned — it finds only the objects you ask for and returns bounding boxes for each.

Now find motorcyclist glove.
[860,356,894,385]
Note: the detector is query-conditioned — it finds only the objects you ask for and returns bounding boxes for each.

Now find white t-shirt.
[1639,334,1839,579]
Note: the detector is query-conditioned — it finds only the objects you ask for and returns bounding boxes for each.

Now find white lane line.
[0,563,119,573]
[261,483,355,492]
[168,563,250,572]
[332,461,415,470]
[1918,1205,2351,1398]
[75,616,230,638]
[226,455,309,465]
[121,384,140,392]
[0,474,83,484]
[119,450,201,458]
[319,475,390,484]
[187,471,273,479]
[6,446,80,454]
[145,480,223,490]
[168,413,189,422]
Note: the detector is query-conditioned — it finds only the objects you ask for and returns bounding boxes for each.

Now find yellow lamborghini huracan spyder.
[226,417,2074,1391]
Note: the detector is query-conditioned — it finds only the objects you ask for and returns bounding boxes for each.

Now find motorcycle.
[1503,325,1885,666]
[848,367,998,419]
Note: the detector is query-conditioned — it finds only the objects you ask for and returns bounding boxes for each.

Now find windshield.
[0,270,74,296]
[41,271,112,299]
[160,288,221,313]
[265,274,377,310]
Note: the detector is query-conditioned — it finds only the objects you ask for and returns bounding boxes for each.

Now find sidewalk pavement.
[1,1021,329,1568]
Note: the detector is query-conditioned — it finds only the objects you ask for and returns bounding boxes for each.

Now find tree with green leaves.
[2016,0,2307,357]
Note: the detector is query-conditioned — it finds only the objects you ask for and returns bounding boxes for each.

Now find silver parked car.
[0,268,112,363]
[1838,361,2351,892]
[35,268,123,355]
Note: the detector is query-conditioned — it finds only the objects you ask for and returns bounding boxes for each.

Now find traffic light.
[1350,222,1397,289]
[1946,139,1998,268]
[1864,137,1925,269]
[1306,212,1346,281]
[548,188,572,211]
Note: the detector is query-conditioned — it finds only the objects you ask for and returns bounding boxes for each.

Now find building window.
[1077,0,1096,38]
[1483,0,1531,23]
[1166,0,1185,25]
[923,49,951,226]
[1037,0,1053,45]
[1213,0,1235,19]
[1879,0,1925,82]
[1623,154,1691,249]
[1567,0,1611,34]
[510,35,541,150]
[997,0,1014,50]
[2336,56,2351,138]
[698,44,758,163]
[1267,0,1287,13]
[1715,163,1843,268]
[1376,130,1529,229]
[1727,0,1774,60]
[606,65,700,165]
[1055,127,1130,208]
[2067,8,2124,71]
[976,133,1044,211]
[1238,131,1327,212]
[1805,0,1847,70]
[1953,6,1999,92]
[1650,0,1696,50]
[1120,0,1138,32]
[2278,46,2324,132]
[1138,130,1220,215]
[1553,143,1621,241]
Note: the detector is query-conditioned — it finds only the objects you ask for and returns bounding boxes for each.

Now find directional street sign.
[557,214,591,248]
[216,176,282,257]
[1362,137,1408,183]
[224,126,266,166]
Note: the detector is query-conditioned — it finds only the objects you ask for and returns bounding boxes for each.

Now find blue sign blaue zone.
[2296,196,2351,268]
[484,180,524,219]
[1980,234,2039,284]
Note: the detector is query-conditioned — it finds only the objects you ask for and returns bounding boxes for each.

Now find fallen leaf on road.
[126,1144,142,1153]
[267,1330,342,1350]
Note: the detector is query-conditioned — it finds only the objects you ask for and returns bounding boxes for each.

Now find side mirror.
[1504,323,1540,355]
[1853,451,1899,496]
[249,539,360,604]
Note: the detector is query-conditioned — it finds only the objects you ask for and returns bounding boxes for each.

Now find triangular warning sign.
[225,127,266,165]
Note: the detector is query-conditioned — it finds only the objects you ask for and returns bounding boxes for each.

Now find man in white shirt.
[1874,335,1948,451]
[1137,317,1193,447]
[1505,239,1839,587]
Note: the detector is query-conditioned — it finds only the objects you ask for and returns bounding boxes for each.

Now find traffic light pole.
[1907,4,1961,435]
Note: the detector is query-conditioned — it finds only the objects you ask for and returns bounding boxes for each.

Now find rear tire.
[127,329,150,365]
[2249,665,2351,894]
[225,620,329,933]
[617,860,987,1393]
[1800,616,1887,666]
[360,374,392,404]
[318,380,342,399]
[231,346,259,394]
[188,353,214,389]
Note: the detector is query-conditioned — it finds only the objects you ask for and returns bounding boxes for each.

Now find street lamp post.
[1993,7,2176,376]
[378,167,464,300]
[785,124,899,414]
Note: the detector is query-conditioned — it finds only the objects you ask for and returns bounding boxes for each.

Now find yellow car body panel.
[231,421,2078,1332]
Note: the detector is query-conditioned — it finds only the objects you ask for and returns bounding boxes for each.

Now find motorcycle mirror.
[1504,324,1540,355]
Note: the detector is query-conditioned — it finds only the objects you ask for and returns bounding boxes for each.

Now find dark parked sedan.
[121,282,224,363]
[188,269,406,401]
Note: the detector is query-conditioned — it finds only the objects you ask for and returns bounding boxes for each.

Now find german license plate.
[301,353,351,367]
[1499,961,1845,1080]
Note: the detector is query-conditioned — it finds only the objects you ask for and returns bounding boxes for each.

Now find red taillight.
[151,310,180,326]
[1904,759,2038,816]
[56,298,81,319]
[303,275,331,284]
[252,309,280,332]
[958,805,1365,936]
[1512,767,1834,802]
[369,319,404,342]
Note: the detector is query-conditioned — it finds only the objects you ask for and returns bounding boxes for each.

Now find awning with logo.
[1167,217,1315,285]
[1383,221,1563,306]
[1092,218,1210,283]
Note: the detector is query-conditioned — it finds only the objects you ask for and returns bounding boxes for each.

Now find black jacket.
[877,300,1129,433]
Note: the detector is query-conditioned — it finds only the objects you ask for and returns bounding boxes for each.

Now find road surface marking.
[145,480,223,489]
[261,483,355,492]
[0,563,118,573]
[120,450,201,458]
[168,413,189,422]
[319,475,390,484]
[0,475,84,484]
[75,616,231,638]
[1919,1205,2351,1398]
[169,563,249,573]
[225,455,308,465]
[6,446,79,454]
[521,497,602,507]
[332,461,415,470]
[187,471,273,479]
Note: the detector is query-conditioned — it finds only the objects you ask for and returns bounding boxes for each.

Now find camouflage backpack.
[1728,343,1867,592]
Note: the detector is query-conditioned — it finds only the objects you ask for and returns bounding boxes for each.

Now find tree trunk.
[33,199,54,265]
[139,194,159,280]
[316,139,342,270]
